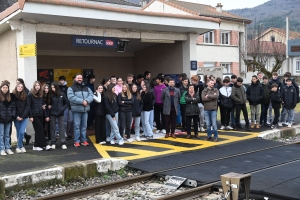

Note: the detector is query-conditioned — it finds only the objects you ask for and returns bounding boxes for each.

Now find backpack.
[180,91,187,104]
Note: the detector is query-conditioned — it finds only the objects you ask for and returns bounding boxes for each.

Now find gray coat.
[161,87,181,115]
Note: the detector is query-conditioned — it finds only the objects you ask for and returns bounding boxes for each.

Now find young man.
[86,74,96,130]
[260,76,271,126]
[161,78,181,138]
[246,75,263,129]
[270,84,281,129]
[126,74,135,88]
[136,74,144,92]
[144,71,151,85]
[231,77,252,131]
[110,75,117,85]
[191,75,205,132]
[219,78,233,130]
[267,72,282,124]
[229,74,237,127]
[202,80,219,141]
[257,71,264,83]
[153,76,166,134]
[179,77,189,132]
[278,78,298,127]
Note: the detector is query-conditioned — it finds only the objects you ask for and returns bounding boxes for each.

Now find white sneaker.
[16,148,22,154]
[118,140,124,145]
[20,147,26,153]
[220,125,225,130]
[278,122,282,127]
[61,144,67,150]
[161,129,166,134]
[266,121,271,125]
[126,138,133,143]
[136,136,141,141]
[99,141,106,145]
[155,130,161,134]
[288,123,292,128]
[110,140,115,145]
[6,149,14,155]
[33,146,43,151]
[226,125,233,130]
[0,150,7,156]
[45,145,51,151]
[200,127,205,132]
[51,144,56,149]
[106,137,110,142]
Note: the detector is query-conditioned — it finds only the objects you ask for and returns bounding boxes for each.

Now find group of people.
[0,70,298,155]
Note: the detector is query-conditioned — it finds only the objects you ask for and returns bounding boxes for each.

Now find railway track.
[36,142,298,200]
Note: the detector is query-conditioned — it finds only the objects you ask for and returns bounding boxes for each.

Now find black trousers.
[220,106,231,126]
[154,104,165,130]
[32,116,48,148]
[180,104,186,130]
[119,111,132,138]
[186,115,199,136]
[87,102,94,127]
[235,104,250,126]
[95,115,106,143]
[272,107,280,125]
[164,107,176,134]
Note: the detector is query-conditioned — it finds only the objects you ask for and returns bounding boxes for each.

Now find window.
[271,35,275,42]
[204,62,215,67]
[296,61,300,73]
[221,32,230,45]
[204,31,214,44]
[221,63,231,73]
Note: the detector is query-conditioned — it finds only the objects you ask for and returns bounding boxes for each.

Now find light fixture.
[141,39,175,43]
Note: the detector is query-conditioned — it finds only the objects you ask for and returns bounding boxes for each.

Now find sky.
[178,0,270,10]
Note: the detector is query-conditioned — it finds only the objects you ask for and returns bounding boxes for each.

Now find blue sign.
[288,39,300,57]
[72,36,117,48]
[190,60,197,70]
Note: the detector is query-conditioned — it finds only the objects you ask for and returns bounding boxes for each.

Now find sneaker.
[271,124,277,129]
[156,130,161,134]
[278,122,282,127]
[214,138,218,142]
[74,142,80,147]
[200,127,205,132]
[204,137,212,141]
[283,121,289,126]
[110,140,115,145]
[45,145,51,151]
[146,136,153,139]
[236,124,243,129]
[51,144,56,149]
[161,129,166,134]
[81,141,89,146]
[99,141,106,144]
[226,125,233,130]
[126,138,133,143]
[16,148,22,154]
[288,123,292,128]
[136,136,141,141]
[118,140,124,145]
[266,121,271,125]
[220,125,225,130]
[106,137,110,142]
[61,144,67,150]
[6,149,14,155]
[0,150,7,156]
[66,135,72,140]
[33,146,43,151]
[20,147,26,153]
[245,126,252,131]
[56,133,59,138]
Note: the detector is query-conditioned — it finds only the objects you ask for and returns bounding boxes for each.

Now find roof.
[145,0,251,24]
[259,27,300,40]
[247,40,286,55]
[87,0,140,7]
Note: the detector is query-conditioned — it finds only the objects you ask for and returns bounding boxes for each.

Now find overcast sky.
[179,0,270,10]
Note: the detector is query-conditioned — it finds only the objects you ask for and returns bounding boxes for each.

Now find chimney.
[216,3,223,12]
[140,0,148,7]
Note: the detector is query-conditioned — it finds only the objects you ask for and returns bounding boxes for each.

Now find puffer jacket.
[131,92,143,117]
[185,92,200,116]
[141,91,153,111]
[261,83,271,104]
[93,92,105,116]
[231,82,247,104]
[118,93,134,113]
[28,93,45,117]
[49,93,69,116]
[59,82,68,97]
[268,78,282,89]
[15,95,30,119]
[67,82,93,113]
[270,90,281,109]
[104,95,119,118]
[219,86,233,108]
[0,94,16,123]
[281,85,298,109]
[246,81,263,105]
[201,87,219,110]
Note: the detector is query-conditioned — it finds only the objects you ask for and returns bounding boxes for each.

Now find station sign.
[288,39,300,57]
[72,36,117,48]
[190,60,197,70]
[19,43,37,58]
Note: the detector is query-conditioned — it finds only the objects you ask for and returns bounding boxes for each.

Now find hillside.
[229,0,300,32]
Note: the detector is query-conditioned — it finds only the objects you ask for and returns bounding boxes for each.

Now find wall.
[143,1,192,15]
[197,45,239,63]
[259,30,286,43]
[133,42,183,76]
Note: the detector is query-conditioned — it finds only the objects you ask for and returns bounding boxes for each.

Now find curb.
[258,125,300,140]
[0,158,128,192]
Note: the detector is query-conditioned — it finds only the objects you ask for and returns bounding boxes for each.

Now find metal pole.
[286,17,289,72]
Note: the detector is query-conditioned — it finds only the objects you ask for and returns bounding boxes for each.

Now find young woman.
[13,83,30,153]
[0,82,16,156]
[28,81,51,151]
[93,84,106,144]
[101,77,111,141]
[101,77,111,93]
[104,84,124,145]
[115,77,123,95]
[49,82,69,150]
[131,84,143,141]
[185,84,200,139]
[141,84,153,139]
[118,83,134,142]
[43,84,51,141]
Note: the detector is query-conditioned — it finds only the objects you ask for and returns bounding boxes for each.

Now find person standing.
[260,76,271,126]
[131,84,143,141]
[141,84,154,139]
[67,74,94,147]
[13,83,30,153]
[93,84,106,144]
[161,78,181,138]
[42,84,51,141]
[28,81,51,151]
[86,74,95,130]
[270,84,281,129]
[153,76,166,134]
[49,82,69,150]
[246,75,263,129]
[179,77,189,132]
[267,72,282,124]
[115,77,123,95]
[185,84,200,138]
[219,79,234,130]
[144,71,151,85]
[202,80,219,141]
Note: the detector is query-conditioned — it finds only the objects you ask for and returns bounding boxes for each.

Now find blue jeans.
[260,103,269,124]
[230,107,236,126]
[204,110,218,139]
[73,112,88,143]
[142,111,153,137]
[280,107,294,124]
[132,117,141,137]
[106,113,123,143]
[149,109,154,131]
[14,118,29,148]
[0,122,12,151]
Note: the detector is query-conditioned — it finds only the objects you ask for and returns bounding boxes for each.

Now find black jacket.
[261,83,271,104]
[141,91,153,111]
[93,93,105,116]
[268,78,282,89]
[185,92,200,116]
[131,92,143,117]
[0,94,16,123]
[104,95,118,118]
[15,95,30,119]
[59,84,68,97]
[117,93,134,113]
[28,93,46,117]
[281,85,298,109]
[282,78,300,103]
[270,90,282,109]
[49,93,69,116]
[246,81,263,105]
